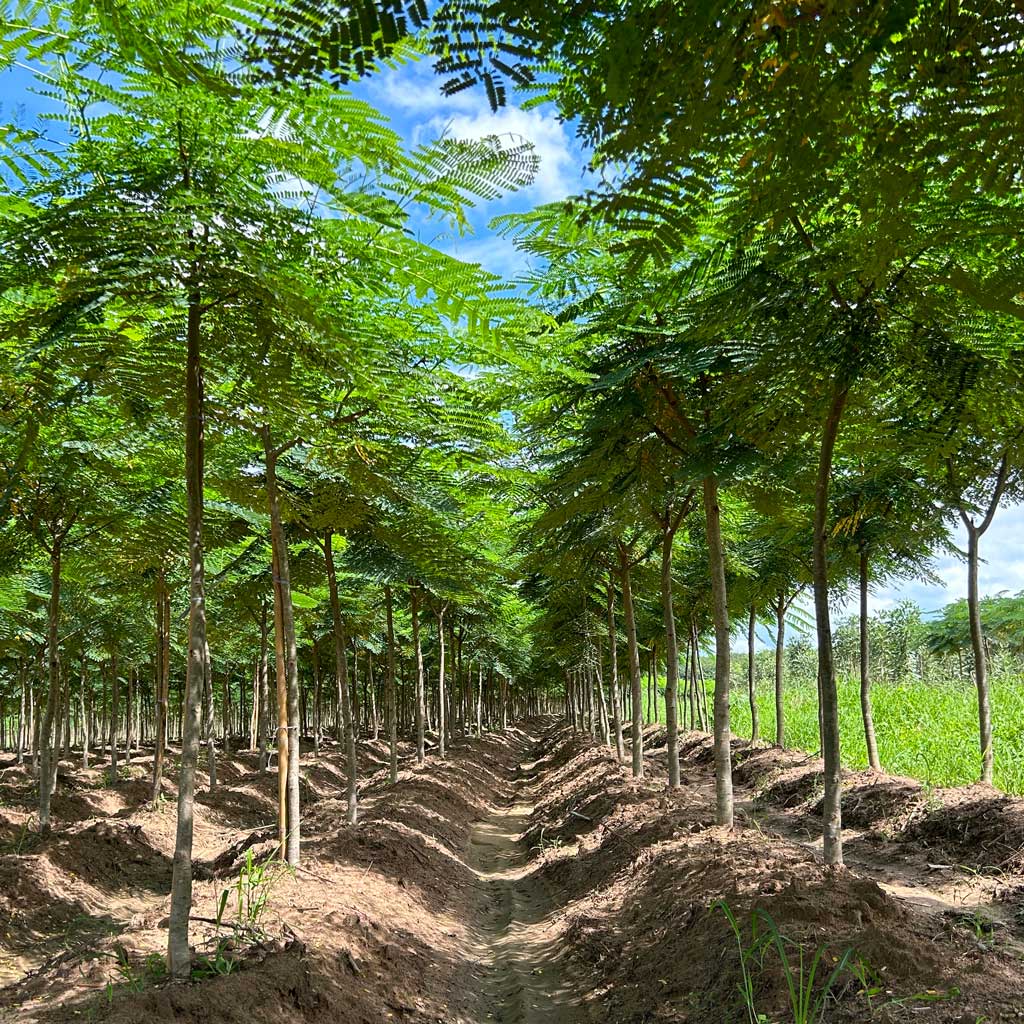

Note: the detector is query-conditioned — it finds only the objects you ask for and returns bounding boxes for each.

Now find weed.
[102,945,167,995]
[2,821,38,855]
[215,848,284,939]
[530,826,564,856]
[191,938,237,980]
[716,900,854,1024]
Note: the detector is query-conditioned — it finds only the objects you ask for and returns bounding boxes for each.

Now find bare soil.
[1,721,1023,1022]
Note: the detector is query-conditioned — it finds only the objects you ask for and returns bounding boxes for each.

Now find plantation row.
[2,0,1024,991]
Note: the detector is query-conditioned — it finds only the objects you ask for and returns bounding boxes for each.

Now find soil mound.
[903,786,1024,870]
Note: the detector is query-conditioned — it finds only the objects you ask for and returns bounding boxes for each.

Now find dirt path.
[466,753,585,1024]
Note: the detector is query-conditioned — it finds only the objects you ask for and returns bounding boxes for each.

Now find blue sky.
[5,54,1021,617]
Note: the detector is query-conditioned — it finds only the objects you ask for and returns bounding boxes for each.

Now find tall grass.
[639,675,1024,795]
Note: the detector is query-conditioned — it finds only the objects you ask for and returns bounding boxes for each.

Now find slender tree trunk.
[16,658,27,766]
[257,602,270,771]
[747,606,759,744]
[152,569,170,801]
[859,547,881,771]
[109,653,120,779]
[38,530,64,832]
[411,587,426,763]
[476,663,484,737]
[384,585,398,784]
[324,531,358,824]
[606,576,625,762]
[661,527,682,788]
[617,543,644,779]
[703,474,733,828]
[310,642,321,756]
[202,641,216,790]
[168,289,208,981]
[813,382,848,865]
[774,594,786,747]
[966,525,993,784]
[79,659,88,770]
[271,543,289,857]
[436,606,447,759]
[127,667,136,760]
[264,435,301,866]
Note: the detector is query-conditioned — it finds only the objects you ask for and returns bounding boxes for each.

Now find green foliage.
[216,848,285,939]
[716,900,854,1024]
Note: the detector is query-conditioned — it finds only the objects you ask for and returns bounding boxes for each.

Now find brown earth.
[1,721,1023,1022]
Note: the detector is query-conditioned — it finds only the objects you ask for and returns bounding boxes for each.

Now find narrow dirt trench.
[466,751,584,1024]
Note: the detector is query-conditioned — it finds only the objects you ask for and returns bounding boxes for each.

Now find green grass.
[639,674,1024,795]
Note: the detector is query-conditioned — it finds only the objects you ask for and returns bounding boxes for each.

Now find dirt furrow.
[466,752,584,1024]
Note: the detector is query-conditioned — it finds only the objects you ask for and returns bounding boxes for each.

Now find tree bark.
[660,526,682,788]
[79,659,88,770]
[774,593,786,747]
[384,585,398,785]
[257,601,270,771]
[957,452,1009,785]
[263,432,301,867]
[617,542,644,779]
[813,382,849,865]
[202,641,216,789]
[703,474,733,827]
[747,606,759,744]
[38,528,64,833]
[436,605,447,759]
[324,531,358,824]
[411,587,426,763]
[605,575,625,762]
[16,658,26,766]
[152,568,170,801]
[966,526,993,783]
[168,290,208,981]
[859,547,881,771]
[271,543,289,856]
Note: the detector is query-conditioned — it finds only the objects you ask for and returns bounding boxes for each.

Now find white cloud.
[419,105,585,204]
[360,58,480,117]
[868,501,1024,615]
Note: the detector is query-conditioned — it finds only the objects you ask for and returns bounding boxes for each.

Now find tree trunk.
[747,605,759,744]
[264,434,301,867]
[812,382,848,865]
[271,543,289,856]
[606,576,625,762]
[966,525,993,784]
[168,291,208,981]
[774,594,786,747]
[79,659,88,770]
[257,601,270,770]
[202,641,216,790]
[384,585,398,785]
[859,547,881,771]
[324,531,358,825]
[38,530,63,833]
[16,658,26,766]
[411,587,426,763]
[660,527,682,788]
[109,653,120,779]
[152,568,170,801]
[703,474,733,828]
[436,606,447,759]
[617,543,644,779]
[310,642,321,756]
[476,663,484,737]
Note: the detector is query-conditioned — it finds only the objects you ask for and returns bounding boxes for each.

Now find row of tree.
[0,0,553,980]
[2,0,1023,983]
